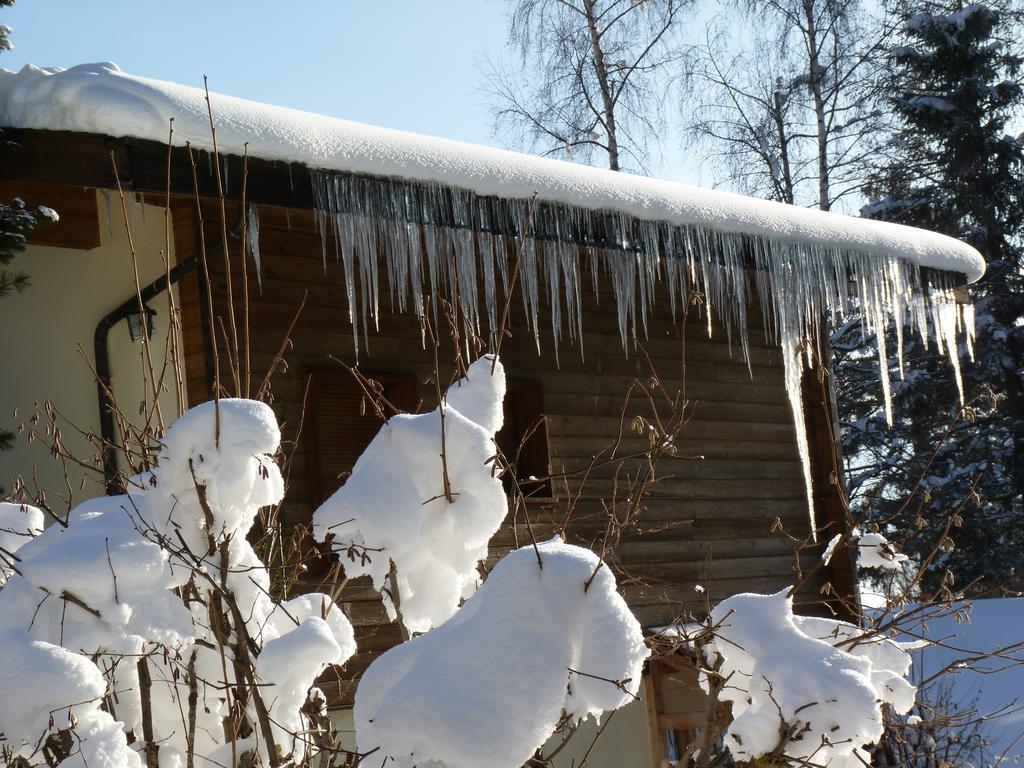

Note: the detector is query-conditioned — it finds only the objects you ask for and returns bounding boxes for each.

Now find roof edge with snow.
[0,62,985,283]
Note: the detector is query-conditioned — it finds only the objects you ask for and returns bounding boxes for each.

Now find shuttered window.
[305,369,418,506]
[496,380,552,498]
[307,371,551,504]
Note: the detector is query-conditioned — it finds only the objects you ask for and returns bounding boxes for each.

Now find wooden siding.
[170,199,852,706]
[0,180,100,250]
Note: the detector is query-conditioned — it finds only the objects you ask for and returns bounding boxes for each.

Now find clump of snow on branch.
[0,633,137,767]
[256,592,356,750]
[0,399,354,767]
[313,356,508,634]
[794,615,917,714]
[354,537,648,768]
[704,589,915,768]
[820,533,843,566]
[0,502,43,584]
[857,530,909,570]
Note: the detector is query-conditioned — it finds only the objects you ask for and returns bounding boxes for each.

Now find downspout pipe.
[94,255,198,494]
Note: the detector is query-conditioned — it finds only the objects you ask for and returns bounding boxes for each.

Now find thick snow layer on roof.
[0,62,984,282]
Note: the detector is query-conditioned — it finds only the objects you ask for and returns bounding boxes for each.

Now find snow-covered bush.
[0,399,356,767]
[313,356,509,634]
[355,537,648,768]
[701,589,916,768]
[0,356,653,768]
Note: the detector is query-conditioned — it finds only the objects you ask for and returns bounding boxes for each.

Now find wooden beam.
[802,349,860,623]
[643,669,668,768]
[0,180,100,249]
[1,129,318,211]
[658,712,705,731]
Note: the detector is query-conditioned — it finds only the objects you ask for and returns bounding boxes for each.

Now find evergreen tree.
[836,0,1024,593]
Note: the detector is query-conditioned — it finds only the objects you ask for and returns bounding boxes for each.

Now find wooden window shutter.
[305,369,418,507]
[495,379,552,498]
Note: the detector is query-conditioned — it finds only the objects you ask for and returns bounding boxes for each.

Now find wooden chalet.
[0,63,983,766]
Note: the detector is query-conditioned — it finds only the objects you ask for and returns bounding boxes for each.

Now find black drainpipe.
[94,255,198,494]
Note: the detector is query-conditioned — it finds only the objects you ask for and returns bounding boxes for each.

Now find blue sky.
[1,0,699,184]
[2,2,507,146]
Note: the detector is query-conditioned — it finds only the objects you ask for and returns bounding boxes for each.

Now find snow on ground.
[705,589,915,768]
[312,356,508,634]
[0,62,984,280]
[353,537,648,768]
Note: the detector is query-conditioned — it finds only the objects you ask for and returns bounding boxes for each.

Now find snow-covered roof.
[0,62,984,283]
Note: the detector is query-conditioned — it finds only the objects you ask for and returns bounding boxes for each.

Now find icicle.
[783,338,816,534]
[936,301,965,404]
[480,229,497,346]
[317,210,329,273]
[247,204,262,290]
[962,303,976,361]
[520,236,541,353]
[307,169,975,536]
[102,189,113,237]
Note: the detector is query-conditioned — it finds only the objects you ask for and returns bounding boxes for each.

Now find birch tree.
[487,0,685,172]
[688,0,886,210]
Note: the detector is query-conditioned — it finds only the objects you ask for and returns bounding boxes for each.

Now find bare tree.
[486,0,686,172]
[688,32,806,203]
[688,0,888,210]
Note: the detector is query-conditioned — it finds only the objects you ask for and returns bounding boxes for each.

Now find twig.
[137,654,160,768]
[204,76,241,395]
[185,143,221,446]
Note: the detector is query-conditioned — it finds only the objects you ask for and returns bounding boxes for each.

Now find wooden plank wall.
[0,180,100,250]
[175,199,844,706]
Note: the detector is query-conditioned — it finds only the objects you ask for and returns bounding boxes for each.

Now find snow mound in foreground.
[0,631,139,767]
[706,590,915,768]
[354,537,648,768]
[312,356,508,634]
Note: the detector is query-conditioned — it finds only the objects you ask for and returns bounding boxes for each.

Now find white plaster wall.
[0,190,185,507]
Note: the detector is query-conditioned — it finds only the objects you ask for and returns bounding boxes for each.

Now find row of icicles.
[237,170,973,533]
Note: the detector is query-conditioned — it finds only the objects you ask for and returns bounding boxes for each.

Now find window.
[495,379,552,498]
[305,368,418,507]
[644,655,721,767]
